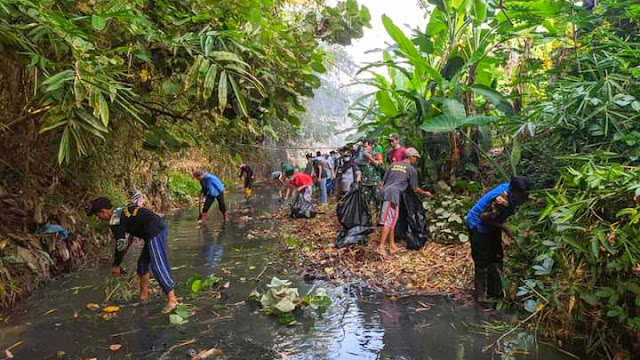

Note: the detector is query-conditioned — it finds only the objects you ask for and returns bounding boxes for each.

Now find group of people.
[280,133,532,304]
[83,133,531,313]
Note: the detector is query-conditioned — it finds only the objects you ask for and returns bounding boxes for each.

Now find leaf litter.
[276,204,474,299]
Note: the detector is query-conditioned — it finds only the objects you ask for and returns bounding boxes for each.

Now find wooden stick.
[251,265,268,281]
[110,329,141,337]
[159,339,197,360]
[3,341,23,353]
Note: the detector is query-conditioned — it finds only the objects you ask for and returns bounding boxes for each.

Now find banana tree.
[351,1,518,181]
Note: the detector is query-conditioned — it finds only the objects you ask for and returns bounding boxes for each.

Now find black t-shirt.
[382,161,419,205]
[240,165,254,179]
[109,206,166,266]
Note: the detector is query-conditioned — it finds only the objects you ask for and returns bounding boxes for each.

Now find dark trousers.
[136,229,175,294]
[202,193,226,215]
[469,227,504,300]
[243,176,253,189]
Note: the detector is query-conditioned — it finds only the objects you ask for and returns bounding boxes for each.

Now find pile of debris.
[0,184,108,309]
[276,205,474,299]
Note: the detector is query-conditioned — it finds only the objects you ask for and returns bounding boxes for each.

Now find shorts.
[378,201,399,229]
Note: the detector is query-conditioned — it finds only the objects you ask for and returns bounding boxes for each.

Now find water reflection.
[200,224,224,268]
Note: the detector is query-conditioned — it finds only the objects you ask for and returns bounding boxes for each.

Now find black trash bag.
[336,186,371,229]
[335,225,372,248]
[395,191,430,250]
[290,190,315,218]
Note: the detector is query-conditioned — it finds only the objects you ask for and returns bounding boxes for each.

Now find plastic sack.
[290,189,315,218]
[334,225,372,248]
[394,191,430,250]
[336,185,371,229]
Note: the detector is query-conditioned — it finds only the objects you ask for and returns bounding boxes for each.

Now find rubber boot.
[222,212,227,222]
[474,265,489,304]
[487,262,503,299]
[198,213,207,224]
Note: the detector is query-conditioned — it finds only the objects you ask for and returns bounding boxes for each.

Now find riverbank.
[0,188,575,360]
[275,202,474,300]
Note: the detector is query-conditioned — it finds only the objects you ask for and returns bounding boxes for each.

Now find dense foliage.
[352,0,640,356]
[0,0,371,163]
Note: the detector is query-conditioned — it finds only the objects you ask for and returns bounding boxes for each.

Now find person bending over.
[466,176,531,303]
[193,170,227,223]
[87,197,177,313]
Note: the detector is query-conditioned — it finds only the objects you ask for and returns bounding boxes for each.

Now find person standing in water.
[238,163,254,198]
[86,197,177,313]
[193,170,227,223]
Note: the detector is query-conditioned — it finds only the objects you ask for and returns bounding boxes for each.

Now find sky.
[345,0,427,67]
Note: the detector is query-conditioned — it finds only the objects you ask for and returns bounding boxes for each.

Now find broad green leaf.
[169,314,188,325]
[218,70,228,113]
[75,118,106,140]
[40,112,67,133]
[196,58,210,99]
[204,36,214,55]
[43,70,74,92]
[73,76,87,104]
[210,51,246,64]
[229,75,248,117]
[375,90,399,117]
[420,114,496,132]
[471,84,516,115]
[162,80,181,95]
[381,16,443,85]
[91,15,107,30]
[472,0,487,24]
[76,108,108,133]
[382,15,420,60]
[58,126,70,164]
[426,10,447,36]
[184,56,203,90]
[443,98,467,119]
[360,5,371,23]
[202,65,218,102]
[98,93,109,126]
[191,279,202,293]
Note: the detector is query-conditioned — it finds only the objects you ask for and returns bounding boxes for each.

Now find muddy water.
[0,189,573,360]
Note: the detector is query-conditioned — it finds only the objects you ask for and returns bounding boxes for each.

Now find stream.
[0,188,575,360]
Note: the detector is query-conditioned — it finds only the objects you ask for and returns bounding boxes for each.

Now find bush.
[422,193,473,244]
[168,171,201,202]
[506,162,640,355]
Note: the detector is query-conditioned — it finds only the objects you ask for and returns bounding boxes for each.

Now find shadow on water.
[0,188,575,360]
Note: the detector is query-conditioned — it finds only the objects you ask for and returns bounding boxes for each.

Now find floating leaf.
[169,314,188,325]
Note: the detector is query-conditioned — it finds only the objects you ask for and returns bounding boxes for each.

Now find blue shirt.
[201,173,225,197]
[466,183,518,234]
